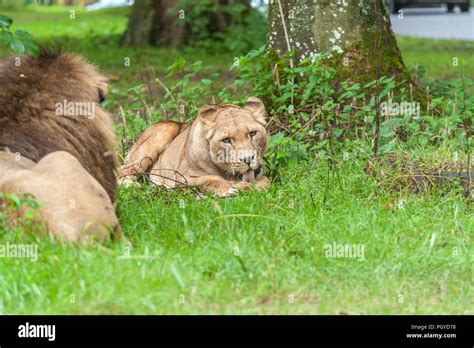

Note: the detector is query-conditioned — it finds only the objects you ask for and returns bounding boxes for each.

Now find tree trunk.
[123,0,184,48]
[155,0,185,48]
[124,0,251,48]
[268,0,407,82]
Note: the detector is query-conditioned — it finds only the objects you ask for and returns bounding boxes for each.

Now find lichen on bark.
[268,0,408,83]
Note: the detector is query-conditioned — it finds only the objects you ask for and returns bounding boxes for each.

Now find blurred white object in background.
[86,0,134,11]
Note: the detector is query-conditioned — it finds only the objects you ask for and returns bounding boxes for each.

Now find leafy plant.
[114,46,472,177]
[0,14,38,56]
[175,0,266,54]
[0,193,42,235]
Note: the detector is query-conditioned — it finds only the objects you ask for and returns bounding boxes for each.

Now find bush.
[177,0,267,54]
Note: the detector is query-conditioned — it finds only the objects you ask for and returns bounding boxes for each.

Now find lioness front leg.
[230,175,271,192]
[186,175,270,196]
[186,175,243,197]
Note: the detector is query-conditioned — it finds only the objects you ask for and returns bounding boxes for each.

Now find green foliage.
[0,14,37,56]
[1,160,472,314]
[115,47,472,175]
[176,0,266,54]
[0,193,42,236]
[264,133,310,182]
[0,7,471,316]
[229,47,472,157]
[398,36,474,83]
[0,192,41,210]
[0,0,23,10]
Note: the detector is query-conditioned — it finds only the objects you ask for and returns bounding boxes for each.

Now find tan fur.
[0,52,121,242]
[119,97,271,196]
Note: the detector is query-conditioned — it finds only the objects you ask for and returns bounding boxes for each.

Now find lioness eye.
[222,137,232,144]
[249,131,257,137]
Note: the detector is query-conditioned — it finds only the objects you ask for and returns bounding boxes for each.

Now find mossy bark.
[268,0,408,83]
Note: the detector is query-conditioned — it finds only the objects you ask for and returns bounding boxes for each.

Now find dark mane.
[0,51,118,201]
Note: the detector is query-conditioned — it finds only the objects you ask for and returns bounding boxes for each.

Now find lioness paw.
[235,181,253,191]
[256,176,271,190]
[216,185,238,197]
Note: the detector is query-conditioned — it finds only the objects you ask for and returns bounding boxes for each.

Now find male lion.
[0,51,121,242]
[119,97,271,196]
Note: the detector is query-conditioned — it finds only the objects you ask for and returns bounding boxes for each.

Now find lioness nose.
[242,154,255,165]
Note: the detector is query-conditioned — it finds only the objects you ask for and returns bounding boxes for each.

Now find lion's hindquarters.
[0,151,121,243]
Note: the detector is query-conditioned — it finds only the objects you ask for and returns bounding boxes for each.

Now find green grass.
[2,7,472,82]
[0,6,237,88]
[397,36,474,81]
[0,6,472,314]
[1,159,472,314]
[1,7,472,98]
[1,6,128,39]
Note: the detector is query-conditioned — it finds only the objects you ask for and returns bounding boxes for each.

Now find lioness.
[0,51,121,242]
[119,97,271,196]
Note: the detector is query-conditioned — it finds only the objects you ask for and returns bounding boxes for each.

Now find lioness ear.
[198,105,219,127]
[244,97,267,126]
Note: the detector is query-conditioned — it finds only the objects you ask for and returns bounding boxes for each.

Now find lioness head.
[197,97,268,180]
